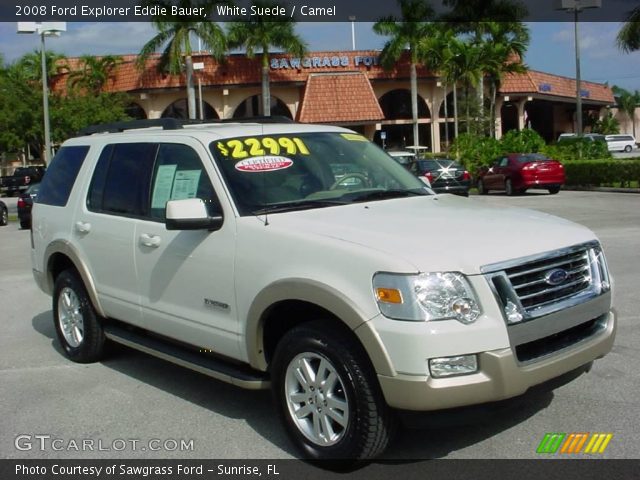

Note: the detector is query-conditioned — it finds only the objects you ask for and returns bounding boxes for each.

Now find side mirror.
[165,198,223,231]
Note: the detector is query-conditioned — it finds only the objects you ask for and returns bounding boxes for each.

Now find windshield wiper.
[252,199,346,215]
[342,189,428,203]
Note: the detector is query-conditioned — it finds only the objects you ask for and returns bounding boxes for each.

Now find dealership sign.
[270,55,381,70]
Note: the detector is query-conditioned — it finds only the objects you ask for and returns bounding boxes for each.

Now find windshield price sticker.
[235,156,294,172]
[341,133,368,142]
[217,137,310,159]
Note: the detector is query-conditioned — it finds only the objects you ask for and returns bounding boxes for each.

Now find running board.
[104,324,270,390]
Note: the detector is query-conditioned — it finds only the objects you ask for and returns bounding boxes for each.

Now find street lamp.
[17,22,66,165]
[555,0,601,137]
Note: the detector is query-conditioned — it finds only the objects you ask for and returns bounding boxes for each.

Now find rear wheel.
[624,145,632,153]
[20,220,30,229]
[505,179,515,196]
[53,270,105,363]
[271,321,394,461]
[0,207,7,226]
[548,186,560,194]
[477,179,488,195]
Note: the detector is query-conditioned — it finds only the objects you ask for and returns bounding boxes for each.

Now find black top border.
[4,0,638,23]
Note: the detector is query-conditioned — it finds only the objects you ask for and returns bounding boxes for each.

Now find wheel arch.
[245,278,396,377]
[44,240,106,318]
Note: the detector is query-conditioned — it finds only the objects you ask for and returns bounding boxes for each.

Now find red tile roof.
[500,70,614,103]
[52,51,614,106]
[297,73,384,124]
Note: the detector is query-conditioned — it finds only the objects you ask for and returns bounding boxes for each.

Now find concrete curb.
[563,186,640,194]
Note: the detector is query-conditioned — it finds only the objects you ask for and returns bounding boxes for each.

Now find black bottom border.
[2,459,639,480]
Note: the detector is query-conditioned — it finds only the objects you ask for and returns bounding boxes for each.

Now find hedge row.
[563,159,640,186]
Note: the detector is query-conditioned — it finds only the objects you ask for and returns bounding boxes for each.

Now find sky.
[1,21,639,91]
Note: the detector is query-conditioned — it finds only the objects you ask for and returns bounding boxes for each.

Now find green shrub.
[543,138,611,161]
[499,129,545,154]
[449,133,501,174]
[563,159,640,186]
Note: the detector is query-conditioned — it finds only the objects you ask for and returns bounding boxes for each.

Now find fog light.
[429,355,478,378]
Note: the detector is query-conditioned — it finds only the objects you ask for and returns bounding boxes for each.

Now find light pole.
[17,22,66,165]
[193,62,205,120]
[349,16,356,50]
[555,0,601,137]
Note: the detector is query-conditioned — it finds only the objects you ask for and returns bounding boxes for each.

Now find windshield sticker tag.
[341,133,368,142]
[235,156,294,173]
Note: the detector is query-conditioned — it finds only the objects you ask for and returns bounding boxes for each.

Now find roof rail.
[78,118,183,135]
[78,116,295,136]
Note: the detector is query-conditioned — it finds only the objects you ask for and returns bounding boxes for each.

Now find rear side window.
[87,143,156,217]
[37,146,90,207]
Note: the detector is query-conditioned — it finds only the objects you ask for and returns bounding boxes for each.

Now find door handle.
[75,221,91,234]
[139,233,161,248]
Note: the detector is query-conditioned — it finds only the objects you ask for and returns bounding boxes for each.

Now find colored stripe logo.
[537,433,613,454]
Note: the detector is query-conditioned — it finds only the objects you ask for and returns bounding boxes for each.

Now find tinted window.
[149,143,219,220]
[37,146,89,207]
[517,154,551,163]
[88,143,156,217]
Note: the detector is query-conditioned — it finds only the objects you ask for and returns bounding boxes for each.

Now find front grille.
[504,249,592,312]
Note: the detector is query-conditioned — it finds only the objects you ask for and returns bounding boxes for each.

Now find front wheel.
[0,207,7,226]
[53,270,106,363]
[548,186,560,194]
[271,321,394,461]
[624,145,632,153]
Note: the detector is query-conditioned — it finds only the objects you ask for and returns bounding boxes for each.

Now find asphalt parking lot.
[0,190,638,463]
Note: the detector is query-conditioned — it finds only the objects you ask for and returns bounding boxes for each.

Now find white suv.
[31,119,615,461]
[605,134,636,152]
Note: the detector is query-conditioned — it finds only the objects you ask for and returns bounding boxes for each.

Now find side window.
[149,143,220,221]
[499,157,509,167]
[37,146,90,207]
[87,143,156,217]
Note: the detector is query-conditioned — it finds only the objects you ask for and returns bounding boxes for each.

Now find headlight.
[373,272,481,323]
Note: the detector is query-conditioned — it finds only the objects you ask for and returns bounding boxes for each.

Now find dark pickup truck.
[0,166,46,196]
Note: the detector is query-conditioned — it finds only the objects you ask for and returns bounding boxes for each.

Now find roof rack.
[77,116,294,136]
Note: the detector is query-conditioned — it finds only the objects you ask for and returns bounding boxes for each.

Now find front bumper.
[378,309,615,411]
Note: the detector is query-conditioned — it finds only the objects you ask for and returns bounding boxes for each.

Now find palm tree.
[480,22,529,136]
[374,0,435,147]
[138,0,227,120]
[226,1,306,117]
[442,1,528,131]
[418,24,457,147]
[16,50,66,84]
[67,55,122,95]
[617,6,640,53]
[613,86,640,138]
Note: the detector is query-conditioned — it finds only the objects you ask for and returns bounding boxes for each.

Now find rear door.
[74,143,157,326]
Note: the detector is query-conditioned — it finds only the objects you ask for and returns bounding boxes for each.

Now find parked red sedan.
[476,153,565,196]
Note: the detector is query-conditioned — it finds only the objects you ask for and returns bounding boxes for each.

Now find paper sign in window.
[171,170,201,200]
[151,164,177,209]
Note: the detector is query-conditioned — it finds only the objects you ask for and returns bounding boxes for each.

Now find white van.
[605,134,636,152]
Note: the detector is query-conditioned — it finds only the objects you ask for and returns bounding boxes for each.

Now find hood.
[265,195,597,275]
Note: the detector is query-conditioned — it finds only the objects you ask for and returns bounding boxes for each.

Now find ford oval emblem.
[545,268,568,286]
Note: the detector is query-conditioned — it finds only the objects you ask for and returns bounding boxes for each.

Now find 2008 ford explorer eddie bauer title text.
[31,119,615,461]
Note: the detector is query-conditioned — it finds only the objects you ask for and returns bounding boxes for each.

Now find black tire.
[477,179,488,195]
[624,145,632,153]
[271,321,394,462]
[548,186,560,195]
[0,207,7,226]
[505,179,515,196]
[20,220,30,230]
[53,270,105,363]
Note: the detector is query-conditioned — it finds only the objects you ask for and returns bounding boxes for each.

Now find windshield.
[209,132,429,215]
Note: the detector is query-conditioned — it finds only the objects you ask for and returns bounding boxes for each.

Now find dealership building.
[57,49,619,153]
